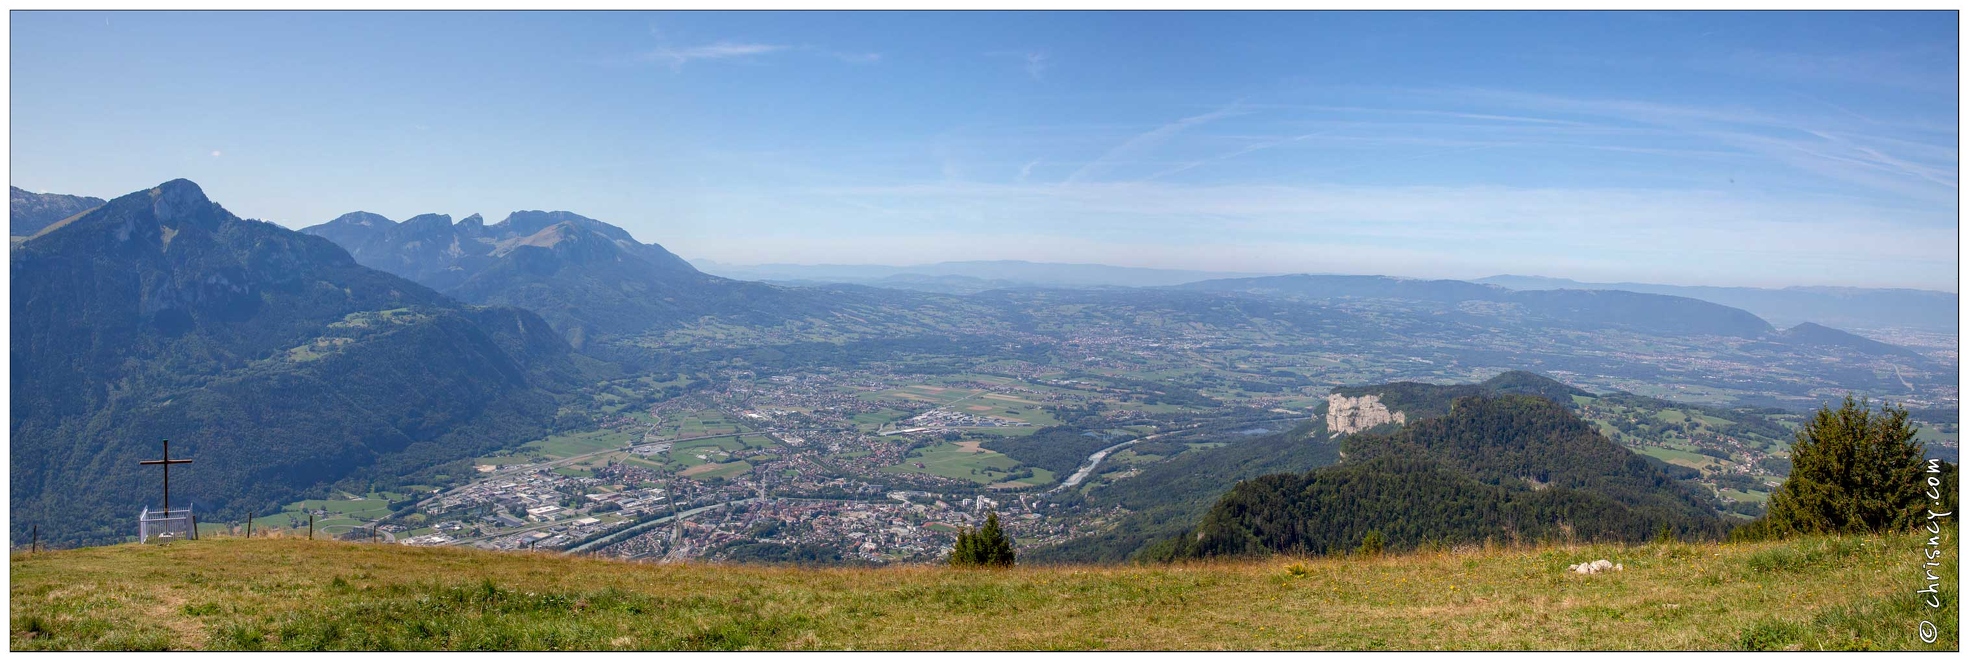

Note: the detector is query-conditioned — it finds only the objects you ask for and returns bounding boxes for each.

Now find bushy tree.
[950,511,1016,568]
[1358,530,1386,556]
[1759,397,1929,536]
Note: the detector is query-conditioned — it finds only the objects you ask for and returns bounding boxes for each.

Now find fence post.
[308,515,314,540]
[190,514,198,540]
[31,524,38,554]
[246,516,253,539]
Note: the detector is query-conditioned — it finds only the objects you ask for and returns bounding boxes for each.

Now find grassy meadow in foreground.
[9,530,1957,651]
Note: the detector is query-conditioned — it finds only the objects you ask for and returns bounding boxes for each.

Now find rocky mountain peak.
[147,179,220,231]
[328,211,395,227]
[399,213,454,235]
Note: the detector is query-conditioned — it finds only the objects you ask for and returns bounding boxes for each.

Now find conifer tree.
[1761,396,1928,535]
[949,511,1016,567]
[1358,530,1386,556]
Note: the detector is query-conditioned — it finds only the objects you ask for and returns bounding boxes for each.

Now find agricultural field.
[883,442,1027,485]
[862,383,989,406]
[850,409,913,432]
[641,434,779,474]
[1915,426,1959,448]
[245,492,411,536]
[530,429,641,460]
[1635,446,1719,470]
[1719,489,1771,503]
[680,461,754,481]
[991,467,1057,488]
[649,410,750,439]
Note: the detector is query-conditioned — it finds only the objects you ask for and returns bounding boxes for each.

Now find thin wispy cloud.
[18,12,1951,291]
[634,33,878,71]
[1139,124,1353,182]
[1017,158,1043,183]
[1025,52,1050,81]
[1064,104,1249,185]
[641,40,788,71]
[1254,104,1595,127]
[826,51,882,64]
[1402,87,1958,200]
[1700,45,1958,92]
[989,50,1052,81]
[692,177,1954,288]
[667,80,1954,288]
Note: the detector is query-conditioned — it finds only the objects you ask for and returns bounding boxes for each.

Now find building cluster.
[388,366,1204,563]
[888,408,1029,433]
[591,489,1088,564]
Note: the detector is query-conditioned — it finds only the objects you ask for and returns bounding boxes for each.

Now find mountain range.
[11,180,600,546]
[306,211,1930,361]
[693,260,1954,335]
[10,179,1951,548]
[11,186,105,239]
[1478,274,1957,333]
[300,210,840,348]
[693,259,1272,290]
[1178,274,1780,338]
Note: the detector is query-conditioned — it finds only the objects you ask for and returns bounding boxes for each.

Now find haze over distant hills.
[1478,275,1957,333]
[1180,274,1780,338]
[692,259,1957,336]
[10,186,105,238]
[692,259,1273,292]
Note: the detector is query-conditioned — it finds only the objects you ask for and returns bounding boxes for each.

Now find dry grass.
[9,529,1957,651]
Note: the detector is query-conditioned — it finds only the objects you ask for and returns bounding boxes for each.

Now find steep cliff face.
[1326,393,1405,435]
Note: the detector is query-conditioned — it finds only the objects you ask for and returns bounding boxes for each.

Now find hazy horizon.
[12,11,1958,290]
[683,257,1966,293]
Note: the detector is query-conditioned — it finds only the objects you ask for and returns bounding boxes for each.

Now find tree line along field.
[8,530,1954,651]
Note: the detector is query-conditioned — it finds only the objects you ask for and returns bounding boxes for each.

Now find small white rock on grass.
[1567,559,1624,574]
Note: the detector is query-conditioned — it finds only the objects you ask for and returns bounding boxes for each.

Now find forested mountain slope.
[1030,371,1599,563]
[11,180,595,546]
[1152,394,1727,559]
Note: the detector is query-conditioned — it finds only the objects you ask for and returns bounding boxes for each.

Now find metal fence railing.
[138,506,195,543]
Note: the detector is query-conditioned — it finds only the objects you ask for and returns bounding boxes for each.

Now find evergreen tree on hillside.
[1759,397,1929,536]
[1358,530,1386,556]
[949,511,1016,568]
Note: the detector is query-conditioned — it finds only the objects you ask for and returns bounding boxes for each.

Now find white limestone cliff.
[1326,393,1406,435]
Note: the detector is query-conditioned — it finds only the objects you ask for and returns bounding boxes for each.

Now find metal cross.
[139,439,193,514]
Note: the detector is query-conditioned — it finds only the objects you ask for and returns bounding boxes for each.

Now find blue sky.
[11,11,1959,290]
